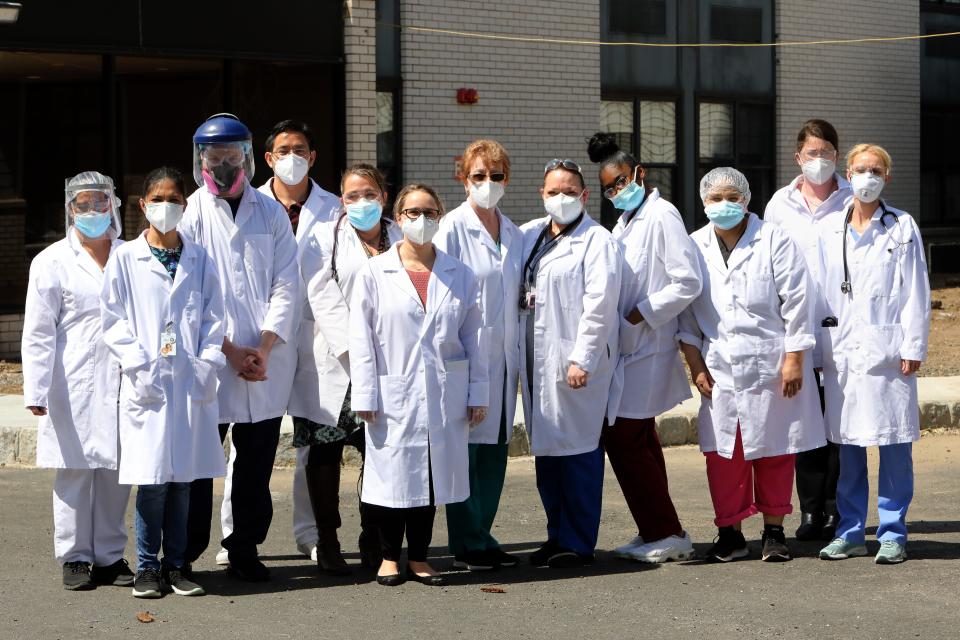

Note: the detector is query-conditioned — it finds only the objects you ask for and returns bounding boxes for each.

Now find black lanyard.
[522,213,583,288]
[331,213,390,283]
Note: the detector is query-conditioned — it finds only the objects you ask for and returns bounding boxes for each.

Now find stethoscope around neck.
[840,199,912,295]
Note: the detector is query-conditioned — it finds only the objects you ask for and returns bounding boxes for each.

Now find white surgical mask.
[469,180,504,209]
[544,193,582,225]
[850,172,885,203]
[145,202,185,234]
[402,214,439,245]
[273,153,310,186]
[801,158,836,186]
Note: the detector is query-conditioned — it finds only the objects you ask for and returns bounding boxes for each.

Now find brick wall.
[775,1,921,215]
[399,1,602,225]
[0,313,24,360]
[0,203,27,314]
[344,0,378,166]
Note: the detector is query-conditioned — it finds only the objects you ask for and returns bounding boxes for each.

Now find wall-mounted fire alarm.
[457,88,479,105]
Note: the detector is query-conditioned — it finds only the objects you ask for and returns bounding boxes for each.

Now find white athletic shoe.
[215,547,230,566]
[614,536,645,558]
[297,542,318,562]
[628,532,695,564]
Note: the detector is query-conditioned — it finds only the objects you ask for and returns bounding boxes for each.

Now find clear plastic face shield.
[64,171,122,240]
[193,140,255,198]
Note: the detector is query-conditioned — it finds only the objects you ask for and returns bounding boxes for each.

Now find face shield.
[192,113,255,198]
[64,171,122,240]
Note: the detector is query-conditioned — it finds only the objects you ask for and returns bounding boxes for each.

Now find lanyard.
[523,213,583,288]
[331,213,390,283]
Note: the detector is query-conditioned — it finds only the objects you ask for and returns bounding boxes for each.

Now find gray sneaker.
[819,537,868,560]
[164,567,205,596]
[874,540,907,564]
[761,529,791,562]
[62,561,94,591]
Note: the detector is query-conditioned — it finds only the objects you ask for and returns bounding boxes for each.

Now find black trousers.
[184,417,282,563]
[795,382,840,517]
[363,503,437,562]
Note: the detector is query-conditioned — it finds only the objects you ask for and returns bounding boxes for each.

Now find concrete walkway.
[3,377,958,467]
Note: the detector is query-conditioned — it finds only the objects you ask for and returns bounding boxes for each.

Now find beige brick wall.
[344,0,378,166]
[776,1,921,215]
[0,313,24,360]
[399,0,602,225]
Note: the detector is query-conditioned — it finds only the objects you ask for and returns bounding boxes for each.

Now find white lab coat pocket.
[441,358,469,426]
[619,315,651,358]
[436,302,463,346]
[124,360,163,406]
[192,357,218,405]
[861,324,903,373]
[745,271,775,311]
[375,374,407,446]
[184,290,202,325]
[756,337,786,387]
[244,234,275,301]
[865,260,897,299]
[557,338,577,383]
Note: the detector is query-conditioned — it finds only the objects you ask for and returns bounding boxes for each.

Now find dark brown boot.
[305,461,350,575]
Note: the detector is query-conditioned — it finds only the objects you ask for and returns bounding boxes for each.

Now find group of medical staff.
[21,114,931,598]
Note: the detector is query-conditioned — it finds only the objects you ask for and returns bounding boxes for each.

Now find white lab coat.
[179,184,301,424]
[817,204,930,446]
[300,215,403,425]
[434,201,522,444]
[101,233,227,485]
[257,178,341,421]
[349,246,488,508]
[22,228,123,469]
[518,213,621,457]
[764,174,852,366]
[677,213,826,460]
[608,189,701,421]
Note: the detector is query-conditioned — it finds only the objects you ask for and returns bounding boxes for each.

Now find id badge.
[160,321,177,358]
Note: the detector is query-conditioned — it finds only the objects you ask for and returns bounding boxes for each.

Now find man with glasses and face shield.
[23,172,133,590]
[179,114,300,582]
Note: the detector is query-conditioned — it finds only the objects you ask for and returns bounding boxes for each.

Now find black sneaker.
[547,548,595,569]
[453,550,496,571]
[489,548,520,568]
[62,561,95,591]
[227,555,271,582]
[529,540,560,567]
[761,526,792,562]
[91,559,135,587]
[132,568,162,598]
[163,567,205,596]
[706,527,749,563]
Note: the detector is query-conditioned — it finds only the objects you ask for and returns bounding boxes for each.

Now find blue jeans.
[136,482,190,571]
[836,443,914,546]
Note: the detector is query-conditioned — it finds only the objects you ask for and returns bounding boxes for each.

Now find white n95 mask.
[544,193,582,224]
[850,172,885,203]
[402,214,440,245]
[801,159,835,186]
[274,154,310,186]
[469,180,504,209]
[145,202,185,234]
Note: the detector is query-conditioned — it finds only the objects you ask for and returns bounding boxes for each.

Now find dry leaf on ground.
[136,612,155,623]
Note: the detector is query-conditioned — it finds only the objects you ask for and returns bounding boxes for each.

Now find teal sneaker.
[819,538,868,560]
[874,540,907,564]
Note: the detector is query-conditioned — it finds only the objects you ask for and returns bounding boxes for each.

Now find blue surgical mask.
[73,212,112,239]
[704,200,746,230]
[346,199,383,231]
[610,169,646,212]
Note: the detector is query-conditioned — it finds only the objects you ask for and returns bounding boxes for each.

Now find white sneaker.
[614,536,645,558]
[628,532,695,564]
[215,547,230,566]
[297,542,318,562]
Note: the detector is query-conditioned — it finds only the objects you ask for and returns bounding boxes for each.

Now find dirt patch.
[925,281,960,377]
[0,361,22,395]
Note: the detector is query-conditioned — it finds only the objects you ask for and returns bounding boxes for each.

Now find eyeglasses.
[799,148,837,161]
[400,207,442,221]
[544,158,583,177]
[468,172,506,183]
[602,172,634,200]
[850,166,886,177]
[272,147,311,160]
[343,189,381,203]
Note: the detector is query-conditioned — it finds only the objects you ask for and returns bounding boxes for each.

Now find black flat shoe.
[821,514,838,541]
[795,512,823,541]
[405,565,447,586]
[529,540,560,567]
[376,573,404,587]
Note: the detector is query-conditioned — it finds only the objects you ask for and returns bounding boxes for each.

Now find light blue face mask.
[73,212,112,239]
[704,200,746,230]
[610,167,646,212]
[345,199,383,231]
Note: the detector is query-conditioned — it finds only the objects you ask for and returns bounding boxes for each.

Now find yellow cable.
[382,22,960,49]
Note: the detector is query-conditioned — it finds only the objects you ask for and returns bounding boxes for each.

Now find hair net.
[64,171,122,237]
[699,167,751,207]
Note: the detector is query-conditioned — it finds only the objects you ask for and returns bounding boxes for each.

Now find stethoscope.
[840,199,912,295]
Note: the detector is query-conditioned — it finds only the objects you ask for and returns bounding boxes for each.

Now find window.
[921,110,960,225]
[599,97,679,227]
[377,89,401,201]
[709,5,763,43]
[697,100,775,224]
[608,0,667,37]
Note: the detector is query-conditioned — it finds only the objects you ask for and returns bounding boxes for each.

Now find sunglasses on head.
[543,158,583,177]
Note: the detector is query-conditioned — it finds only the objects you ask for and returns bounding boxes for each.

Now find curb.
[4,402,959,468]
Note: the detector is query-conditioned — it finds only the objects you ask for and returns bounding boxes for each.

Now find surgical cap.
[699,167,751,207]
